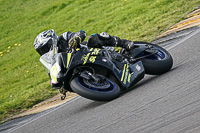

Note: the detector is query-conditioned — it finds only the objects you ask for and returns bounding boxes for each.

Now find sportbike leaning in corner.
[34,30,173,101]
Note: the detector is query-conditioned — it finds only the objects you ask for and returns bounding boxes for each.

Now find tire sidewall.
[137,43,173,75]
[70,77,121,101]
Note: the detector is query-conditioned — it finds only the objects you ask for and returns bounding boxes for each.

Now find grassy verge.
[0,0,200,122]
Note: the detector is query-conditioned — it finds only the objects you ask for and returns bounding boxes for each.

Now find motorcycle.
[39,41,173,101]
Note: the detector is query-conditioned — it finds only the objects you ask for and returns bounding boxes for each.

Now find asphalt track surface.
[2,28,200,133]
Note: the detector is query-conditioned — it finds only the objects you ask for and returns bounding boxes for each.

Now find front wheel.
[134,42,173,75]
[70,75,120,101]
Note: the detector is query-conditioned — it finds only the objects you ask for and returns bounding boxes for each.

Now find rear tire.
[70,76,120,101]
[135,42,173,75]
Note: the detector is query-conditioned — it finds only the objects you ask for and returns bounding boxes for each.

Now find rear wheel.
[134,42,173,75]
[70,74,120,101]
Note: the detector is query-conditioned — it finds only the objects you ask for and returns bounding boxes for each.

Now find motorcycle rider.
[33,29,135,89]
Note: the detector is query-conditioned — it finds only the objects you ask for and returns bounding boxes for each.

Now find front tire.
[70,76,120,101]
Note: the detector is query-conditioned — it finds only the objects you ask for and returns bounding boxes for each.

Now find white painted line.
[166,26,200,50]
[7,96,80,133]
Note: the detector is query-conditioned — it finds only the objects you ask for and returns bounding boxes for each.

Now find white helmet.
[34,29,58,55]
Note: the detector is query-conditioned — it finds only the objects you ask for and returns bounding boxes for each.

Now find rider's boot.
[51,80,63,89]
[121,40,135,51]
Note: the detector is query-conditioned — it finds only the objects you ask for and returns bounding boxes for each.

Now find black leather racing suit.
[51,31,134,89]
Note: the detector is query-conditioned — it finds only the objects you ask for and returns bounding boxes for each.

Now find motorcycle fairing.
[40,47,145,90]
[67,48,145,89]
[120,61,144,88]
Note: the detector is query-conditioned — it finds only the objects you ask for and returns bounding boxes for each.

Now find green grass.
[0,0,200,122]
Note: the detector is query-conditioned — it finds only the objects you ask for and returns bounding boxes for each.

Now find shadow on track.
[120,66,179,95]
[70,67,179,115]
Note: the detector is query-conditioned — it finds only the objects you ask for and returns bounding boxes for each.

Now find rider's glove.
[68,36,82,49]
[68,30,86,49]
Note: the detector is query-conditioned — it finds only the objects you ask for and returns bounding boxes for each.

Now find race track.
[2,28,200,133]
